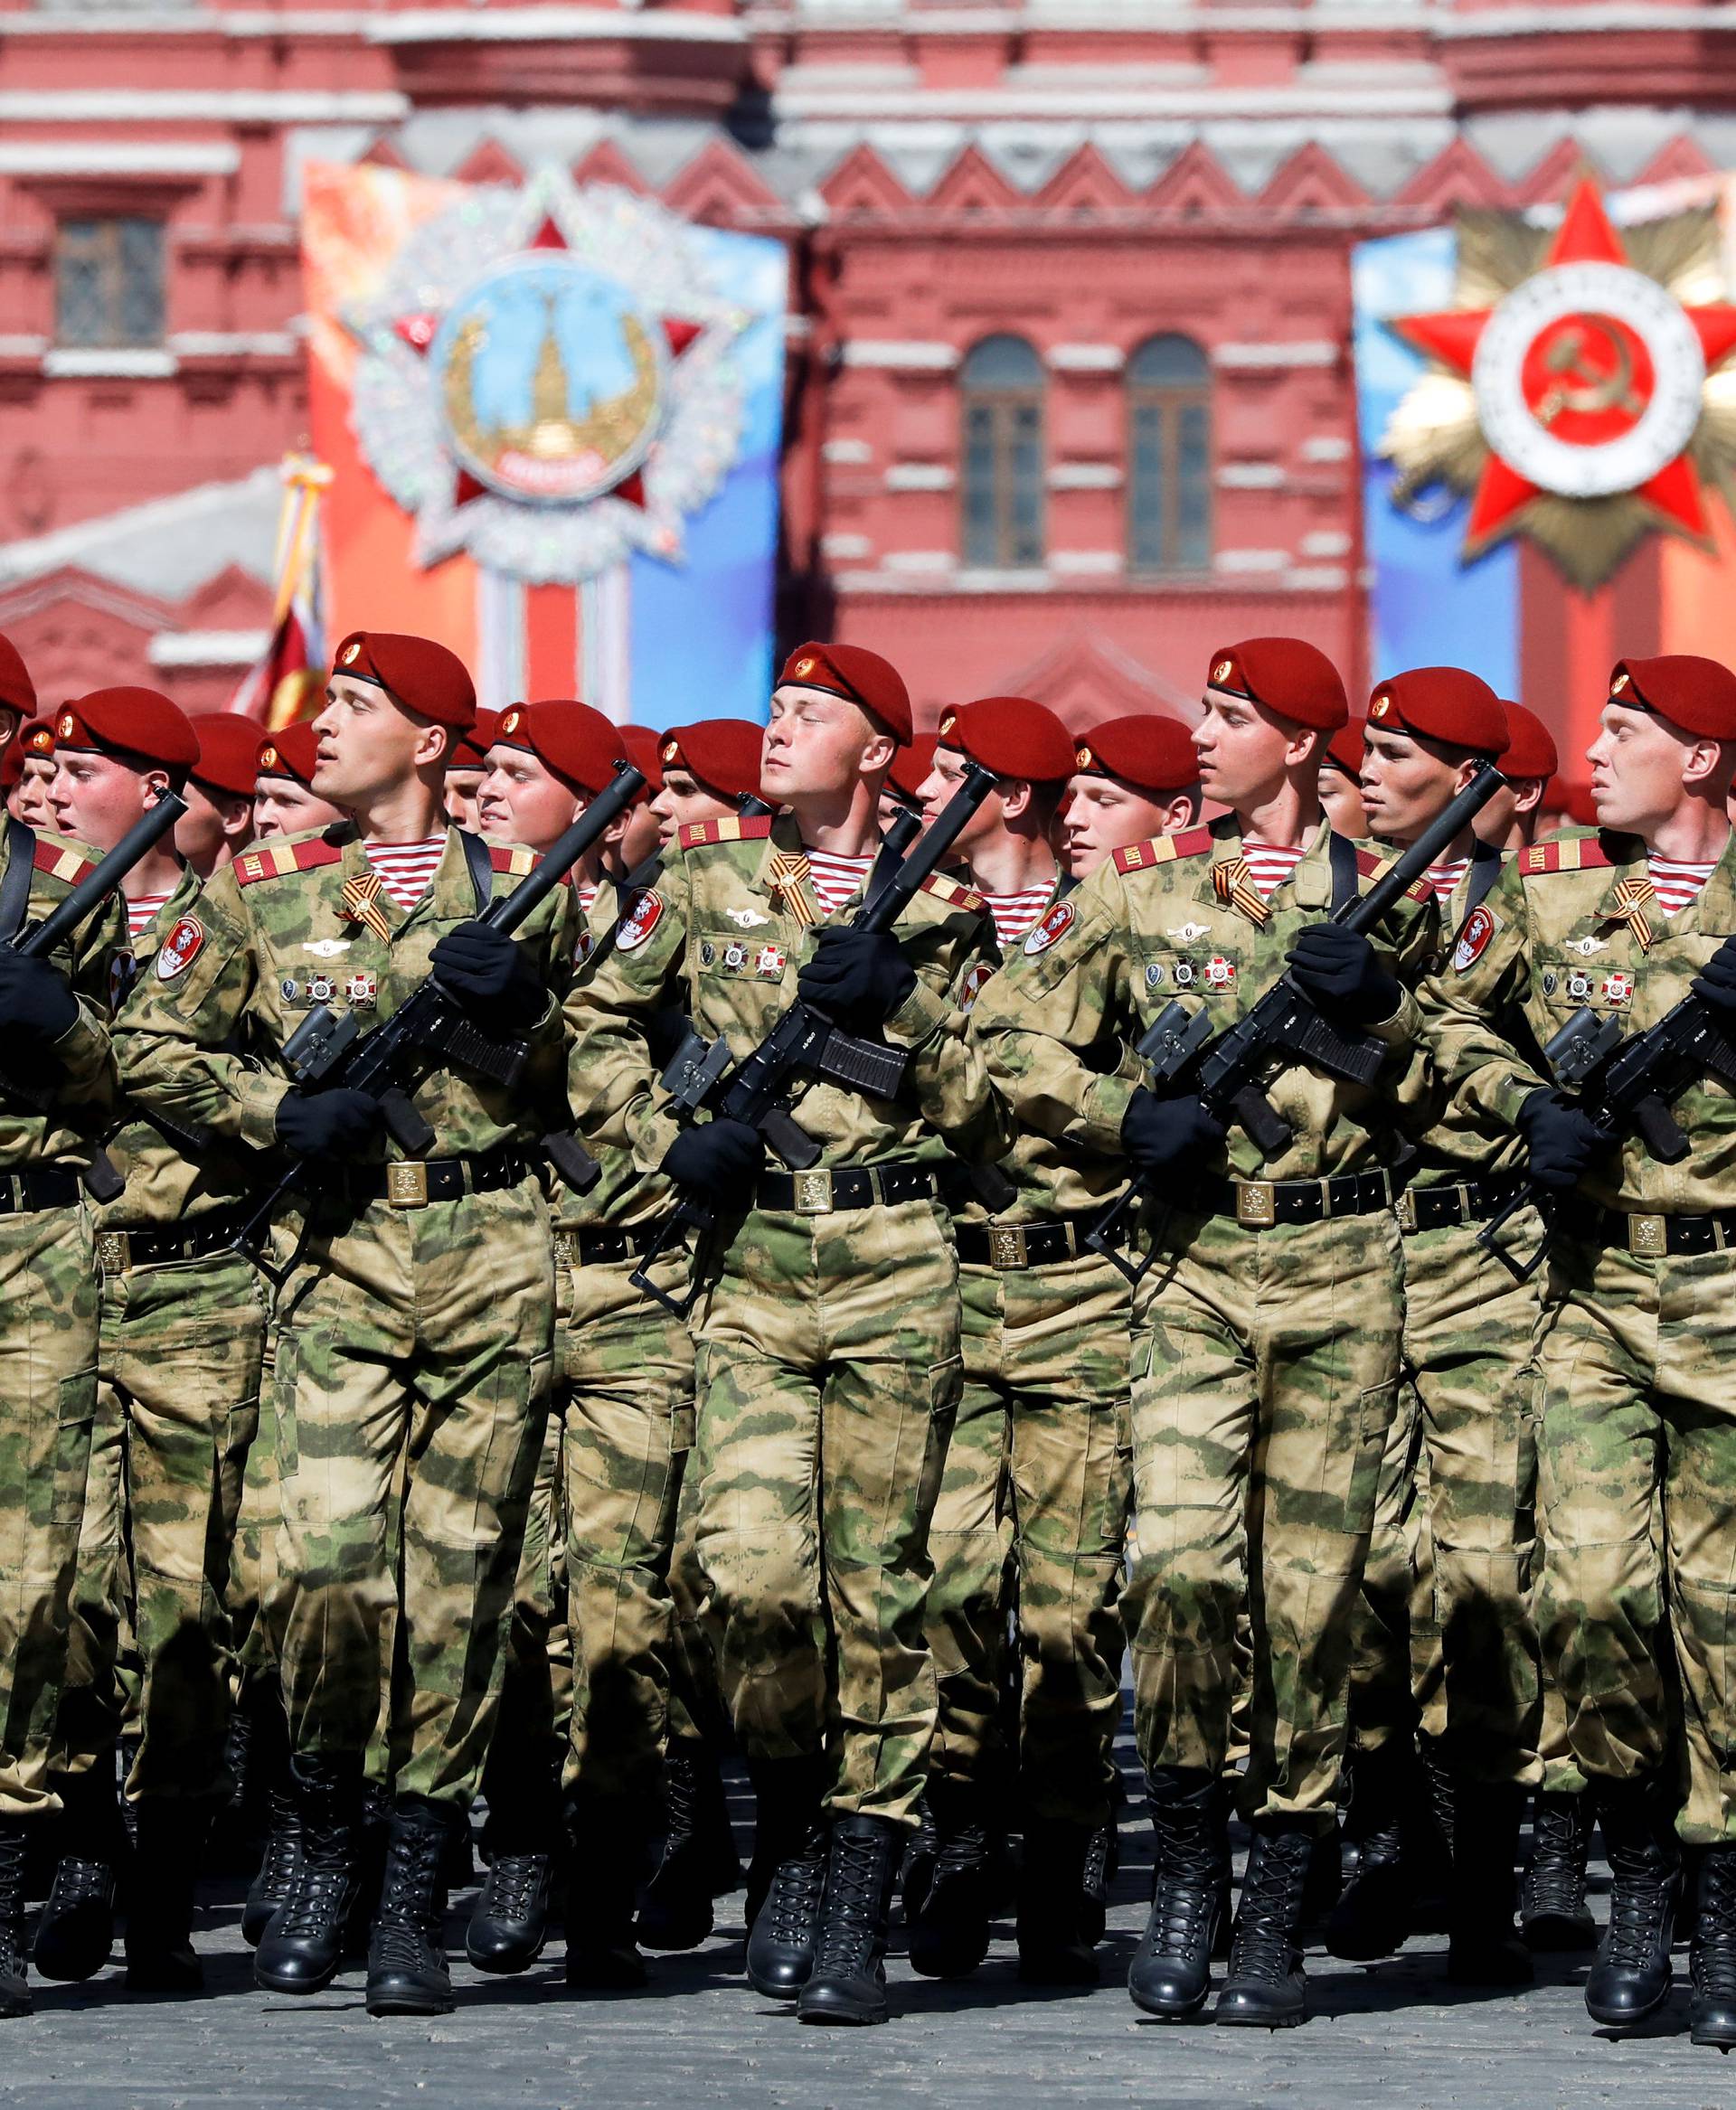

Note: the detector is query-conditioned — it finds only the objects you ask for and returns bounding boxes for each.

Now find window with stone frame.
[960,334,1045,569]
[1127,334,1212,575]
[54,216,165,349]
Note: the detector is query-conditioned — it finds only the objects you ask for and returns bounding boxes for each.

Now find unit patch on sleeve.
[1450,903,1498,973]
[1023,900,1076,956]
[155,915,205,981]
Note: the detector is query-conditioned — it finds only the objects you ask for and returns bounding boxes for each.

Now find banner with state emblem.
[1354,174,1736,777]
[300,160,787,726]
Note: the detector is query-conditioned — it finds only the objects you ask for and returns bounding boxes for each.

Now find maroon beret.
[21,720,54,761]
[188,711,270,796]
[1365,667,1510,759]
[779,641,912,747]
[1207,636,1348,733]
[659,719,765,806]
[619,725,664,799]
[937,696,1076,786]
[1325,721,1365,778]
[55,688,199,772]
[1499,702,1557,782]
[495,700,625,798]
[1562,780,1599,826]
[1074,714,1200,797]
[1609,655,1736,741]
[885,733,937,809]
[0,740,21,793]
[333,629,476,732]
[450,705,503,773]
[255,721,320,787]
[0,634,35,722]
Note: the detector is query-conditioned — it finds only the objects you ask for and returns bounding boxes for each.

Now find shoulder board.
[488,843,537,879]
[234,838,345,887]
[1515,834,1618,878]
[678,816,774,852]
[31,835,96,887]
[1354,846,1433,905]
[1112,826,1215,876]
[919,871,986,914]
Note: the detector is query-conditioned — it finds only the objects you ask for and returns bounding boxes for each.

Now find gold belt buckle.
[97,1230,128,1273]
[387,1161,429,1209]
[1627,1212,1667,1257]
[1394,1189,1418,1235]
[987,1223,1028,1269]
[1236,1182,1276,1229]
[793,1169,833,1216]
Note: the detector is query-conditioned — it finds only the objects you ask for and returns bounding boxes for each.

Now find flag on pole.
[230,451,332,726]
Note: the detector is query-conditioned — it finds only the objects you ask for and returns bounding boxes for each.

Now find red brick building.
[0,0,1722,726]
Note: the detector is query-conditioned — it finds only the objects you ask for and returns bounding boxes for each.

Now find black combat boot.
[899,1795,939,1924]
[1080,1819,1120,1947]
[1692,1844,1736,2050]
[744,1758,829,2000]
[1327,1740,1415,1962]
[123,1801,211,1993]
[467,1847,553,1974]
[1215,1819,1316,2029]
[242,1778,304,1948]
[347,1779,391,1959]
[0,1821,33,2016]
[797,1813,901,2026]
[1584,1775,1680,2028]
[1017,1820,1099,1985]
[908,1781,993,1980]
[563,1800,647,1992]
[33,1764,126,1982]
[254,1755,361,1995]
[637,1741,722,1953]
[365,1797,457,2017]
[1447,1781,1532,1986]
[1521,1789,1597,1952]
[1128,1768,1228,2020]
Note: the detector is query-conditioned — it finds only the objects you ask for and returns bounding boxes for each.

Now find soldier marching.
[0,619,1729,2052]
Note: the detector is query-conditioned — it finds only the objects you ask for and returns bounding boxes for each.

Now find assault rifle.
[230,760,644,1255]
[1477,989,1736,1281]
[1087,761,1505,1285]
[630,763,999,1314]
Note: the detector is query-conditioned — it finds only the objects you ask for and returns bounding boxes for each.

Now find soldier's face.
[1061,774,1193,876]
[1193,689,1309,812]
[444,767,484,830]
[476,742,581,852]
[252,776,346,842]
[1358,726,1471,847]
[14,756,55,830]
[761,684,892,805]
[617,798,662,871]
[47,747,153,851]
[313,676,441,805]
[651,766,735,847]
[1587,702,1694,835]
[918,744,1002,852]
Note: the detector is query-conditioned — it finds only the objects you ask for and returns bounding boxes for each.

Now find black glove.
[0,949,78,1047]
[1694,934,1736,1018]
[1121,1088,1227,1183]
[1287,923,1401,1026]
[275,1087,380,1158]
[660,1117,765,1207]
[430,922,544,1027]
[796,927,917,1031]
[1516,1088,1604,1192]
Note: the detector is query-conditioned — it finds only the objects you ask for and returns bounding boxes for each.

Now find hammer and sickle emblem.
[1533,320,1646,429]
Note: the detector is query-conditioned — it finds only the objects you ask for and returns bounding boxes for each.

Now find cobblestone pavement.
[5,1747,1731,2110]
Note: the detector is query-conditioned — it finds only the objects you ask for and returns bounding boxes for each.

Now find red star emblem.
[1392,180,1736,549]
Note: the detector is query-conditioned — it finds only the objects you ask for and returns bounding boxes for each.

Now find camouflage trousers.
[926,1248,1132,1830]
[0,1201,99,1816]
[272,1182,553,1810]
[692,1197,959,1829]
[1129,1209,1401,1820]
[57,1247,267,1803]
[229,1323,285,1690]
[1346,1211,1544,1786]
[483,1410,570,1828]
[1534,1234,1736,1845]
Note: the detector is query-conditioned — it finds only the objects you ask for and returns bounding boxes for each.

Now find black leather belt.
[1397,1173,1526,1234]
[1191,1168,1396,1229]
[557,1224,666,1267]
[754,1161,936,1215]
[955,1213,1103,1269]
[1594,1207,1736,1258]
[0,1163,83,1215]
[330,1148,533,1210]
[96,1210,247,1273]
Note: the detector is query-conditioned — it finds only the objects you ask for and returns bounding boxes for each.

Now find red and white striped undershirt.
[984,884,1055,947]
[577,880,598,915]
[1425,857,1470,904]
[127,891,172,941]
[805,847,875,918]
[365,836,445,912]
[1647,853,1719,918]
[1241,840,1307,898]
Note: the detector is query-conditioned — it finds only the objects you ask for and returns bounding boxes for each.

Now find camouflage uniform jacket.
[112,823,574,1159]
[971,815,1439,1189]
[566,812,1006,1177]
[1421,823,1736,1214]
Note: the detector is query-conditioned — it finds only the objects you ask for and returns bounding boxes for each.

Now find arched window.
[1127,334,1212,574]
[961,334,1044,569]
